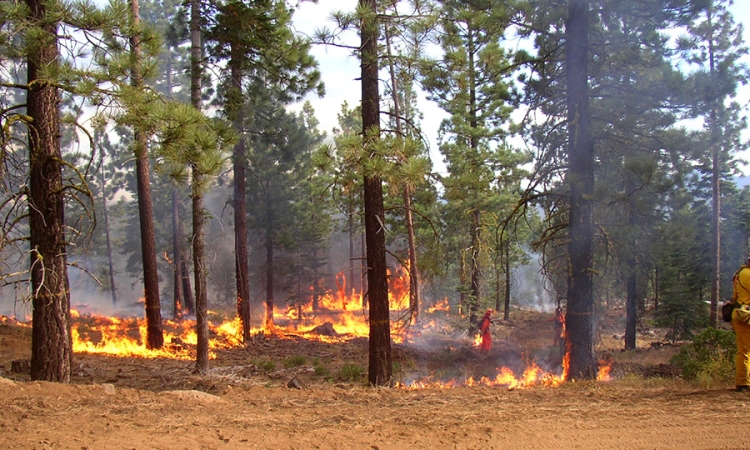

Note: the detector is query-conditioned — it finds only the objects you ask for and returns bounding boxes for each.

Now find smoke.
[511,253,556,313]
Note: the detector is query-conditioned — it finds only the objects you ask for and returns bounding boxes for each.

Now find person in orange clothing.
[732,253,750,392]
[478,309,493,351]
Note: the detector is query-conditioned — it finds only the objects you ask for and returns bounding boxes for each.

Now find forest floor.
[0,307,747,450]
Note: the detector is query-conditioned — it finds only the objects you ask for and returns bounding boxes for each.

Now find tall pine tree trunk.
[190,0,209,374]
[166,43,184,320]
[180,223,194,314]
[230,47,252,342]
[565,0,597,380]
[360,0,391,386]
[130,0,163,350]
[27,0,72,382]
[171,185,183,318]
[193,172,209,373]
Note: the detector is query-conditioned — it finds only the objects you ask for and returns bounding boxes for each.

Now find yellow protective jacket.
[733,264,750,306]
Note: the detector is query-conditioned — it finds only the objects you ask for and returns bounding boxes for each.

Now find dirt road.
[0,376,744,450]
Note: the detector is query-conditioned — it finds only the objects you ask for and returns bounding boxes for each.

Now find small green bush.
[250,358,276,372]
[670,328,735,383]
[337,363,364,382]
[283,355,307,368]
[313,364,331,379]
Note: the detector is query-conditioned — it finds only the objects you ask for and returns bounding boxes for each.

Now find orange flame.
[70,263,418,357]
[427,298,450,313]
[397,359,567,391]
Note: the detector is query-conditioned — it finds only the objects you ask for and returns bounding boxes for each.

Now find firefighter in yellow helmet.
[732,253,750,391]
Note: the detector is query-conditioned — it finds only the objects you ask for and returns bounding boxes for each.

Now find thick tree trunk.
[564,0,597,380]
[230,48,252,343]
[193,173,209,373]
[130,0,163,350]
[190,0,208,374]
[360,0,391,387]
[27,0,72,382]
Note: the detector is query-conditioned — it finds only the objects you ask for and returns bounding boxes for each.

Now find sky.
[291,0,750,175]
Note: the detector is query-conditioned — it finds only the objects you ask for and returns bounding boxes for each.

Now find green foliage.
[283,355,307,368]
[336,363,364,382]
[312,360,331,379]
[251,359,276,372]
[670,328,735,383]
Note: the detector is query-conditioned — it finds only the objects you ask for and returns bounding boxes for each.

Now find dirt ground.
[1,309,746,450]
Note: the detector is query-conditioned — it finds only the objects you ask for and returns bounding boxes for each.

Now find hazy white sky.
[292,0,750,174]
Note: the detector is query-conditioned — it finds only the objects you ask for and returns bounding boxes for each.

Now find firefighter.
[732,253,750,392]
[478,308,493,351]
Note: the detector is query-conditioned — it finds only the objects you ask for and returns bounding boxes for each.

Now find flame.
[427,298,450,313]
[69,263,417,357]
[397,359,567,391]
[597,354,613,381]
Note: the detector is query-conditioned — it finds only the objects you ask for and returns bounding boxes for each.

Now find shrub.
[670,328,735,383]
[283,355,307,368]
[337,363,364,382]
[251,358,276,372]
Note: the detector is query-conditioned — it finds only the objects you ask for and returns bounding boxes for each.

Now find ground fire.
[63,265,612,389]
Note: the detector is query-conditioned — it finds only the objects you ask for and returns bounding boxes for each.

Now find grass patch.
[337,363,364,382]
[283,355,307,368]
[251,358,276,372]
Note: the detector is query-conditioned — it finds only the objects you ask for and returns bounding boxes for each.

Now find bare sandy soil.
[1,310,745,450]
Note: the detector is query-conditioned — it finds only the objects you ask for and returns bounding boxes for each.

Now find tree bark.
[230,45,252,342]
[27,0,72,382]
[564,0,597,380]
[130,0,163,350]
[190,0,208,374]
[193,172,209,373]
[360,0,391,387]
[166,40,183,320]
[172,185,183,318]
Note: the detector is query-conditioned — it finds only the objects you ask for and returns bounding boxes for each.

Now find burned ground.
[0,310,745,449]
